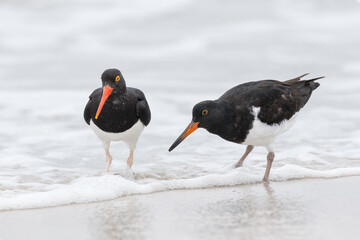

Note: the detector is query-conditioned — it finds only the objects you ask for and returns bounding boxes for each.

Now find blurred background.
[1,0,360,90]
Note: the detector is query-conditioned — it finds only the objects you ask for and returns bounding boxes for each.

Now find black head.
[169,100,227,152]
[192,100,226,130]
[95,68,126,119]
[101,68,126,91]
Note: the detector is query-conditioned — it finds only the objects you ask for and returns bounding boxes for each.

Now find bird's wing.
[129,88,151,126]
[282,73,309,85]
[253,82,303,125]
[252,77,322,125]
[221,78,321,126]
[83,88,102,125]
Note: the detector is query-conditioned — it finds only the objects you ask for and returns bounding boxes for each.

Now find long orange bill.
[95,86,113,119]
[168,122,199,152]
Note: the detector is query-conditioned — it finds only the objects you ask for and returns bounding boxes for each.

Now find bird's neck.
[204,101,234,139]
[206,103,253,144]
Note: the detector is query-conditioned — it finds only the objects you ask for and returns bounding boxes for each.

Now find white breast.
[242,107,298,147]
[90,119,144,150]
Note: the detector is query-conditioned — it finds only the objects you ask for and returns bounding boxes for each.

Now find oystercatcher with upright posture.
[84,69,151,173]
[168,74,323,182]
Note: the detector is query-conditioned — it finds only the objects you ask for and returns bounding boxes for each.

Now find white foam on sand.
[1,165,360,211]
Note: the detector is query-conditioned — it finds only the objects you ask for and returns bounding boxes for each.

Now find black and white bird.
[84,69,151,173]
[168,74,323,182]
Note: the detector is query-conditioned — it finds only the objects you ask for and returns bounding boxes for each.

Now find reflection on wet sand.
[86,182,314,240]
[90,198,150,240]
[197,183,311,240]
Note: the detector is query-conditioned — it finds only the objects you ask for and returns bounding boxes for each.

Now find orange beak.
[95,86,113,119]
[168,121,199,152]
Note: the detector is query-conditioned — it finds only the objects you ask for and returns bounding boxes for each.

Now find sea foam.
[1,163,360,211]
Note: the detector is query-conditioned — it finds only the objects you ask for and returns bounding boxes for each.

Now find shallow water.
[1,0,360,210]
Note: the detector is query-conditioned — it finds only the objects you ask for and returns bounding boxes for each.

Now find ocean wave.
[1,165,360,211]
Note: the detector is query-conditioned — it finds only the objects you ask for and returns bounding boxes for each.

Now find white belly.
[90,119,145,150]
[242,107,297,147]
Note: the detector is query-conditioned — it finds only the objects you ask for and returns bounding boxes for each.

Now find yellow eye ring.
[115,76,120,82]
[202,109,208,116]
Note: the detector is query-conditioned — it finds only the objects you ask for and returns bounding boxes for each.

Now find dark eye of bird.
[115,76,120,82]
[202,109,208,116]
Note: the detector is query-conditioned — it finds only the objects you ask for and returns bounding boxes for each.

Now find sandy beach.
[1,176,360,240]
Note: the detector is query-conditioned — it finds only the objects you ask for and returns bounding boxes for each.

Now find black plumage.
[84,70,150,132]
[169,74,322,182]
[84,87,150,132]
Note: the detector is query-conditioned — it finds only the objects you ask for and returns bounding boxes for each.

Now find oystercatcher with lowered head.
[84,69,151,173]
[168,74,323,182]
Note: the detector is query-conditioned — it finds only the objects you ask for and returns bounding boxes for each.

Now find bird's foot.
[124,166,134,180]
[262,177,269,183]
[234,162,243,168]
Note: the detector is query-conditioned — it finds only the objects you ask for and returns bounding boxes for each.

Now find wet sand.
[1,176,360,240]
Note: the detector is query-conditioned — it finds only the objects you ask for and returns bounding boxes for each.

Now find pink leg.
[262,152,275,182]
[126,150,134,169]
[102,141,112,173]
[235,145,254,168]
[104,149,113,173]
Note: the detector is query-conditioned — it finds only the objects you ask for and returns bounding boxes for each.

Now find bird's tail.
[304,75,324,91]
[283,73,324,90]
[305,78,321,90]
